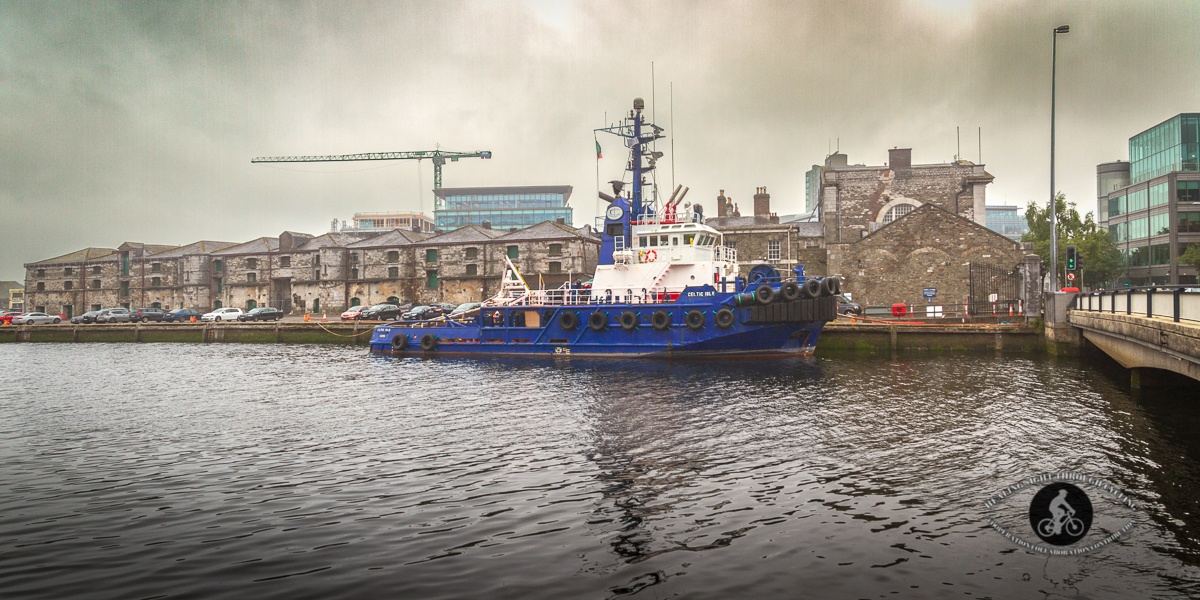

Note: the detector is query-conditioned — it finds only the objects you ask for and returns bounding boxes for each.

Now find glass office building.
[1098,113,1200,285]
[984,205,1029,241]
[433,186,573,231]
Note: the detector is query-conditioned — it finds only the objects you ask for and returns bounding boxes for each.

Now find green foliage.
[1021,193,1124,289]
[1177,243,1200,272]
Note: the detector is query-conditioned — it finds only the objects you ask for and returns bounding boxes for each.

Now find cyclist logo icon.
[1029,482,1092,546]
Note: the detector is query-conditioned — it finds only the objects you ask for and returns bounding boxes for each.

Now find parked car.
[449,302,481,318]
[836,295,862,316]
[13,312,60,325]
[164,308,204,322]
[94,308,132,323]
[404,305,450,321]
[1,310,24,325]
[130,307,167,323]
[201,307,244,322]
[360,303,406,321]
[238,307,283,322]
[341,305,366,321]
[70,310,102,324]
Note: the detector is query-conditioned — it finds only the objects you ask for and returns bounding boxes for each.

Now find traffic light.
[1065,245,1077,271]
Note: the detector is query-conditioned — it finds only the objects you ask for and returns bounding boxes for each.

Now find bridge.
[1067,287,1200,386]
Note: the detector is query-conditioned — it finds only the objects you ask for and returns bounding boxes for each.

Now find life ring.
[619,311,639,331]
[781,281,801,302]
[644,250,657,262]
[419,333,438,351]
[559,311,579,330]
[754,284,775,305]
[391,334,408,351]
[588,312,607,331]
[802,279,821,299]
[651,310,671,331]
[685,309,705,330]
[821,277,840,297]
[715,308,735,329]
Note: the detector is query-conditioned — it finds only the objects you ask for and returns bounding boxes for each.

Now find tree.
[1177,243,1200,272]
[1021,193,1124,289]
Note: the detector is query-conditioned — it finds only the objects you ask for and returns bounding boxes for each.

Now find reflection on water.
[0,344,1198,599]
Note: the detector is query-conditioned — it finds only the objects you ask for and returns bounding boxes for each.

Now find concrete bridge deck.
[1068,287,1200,385]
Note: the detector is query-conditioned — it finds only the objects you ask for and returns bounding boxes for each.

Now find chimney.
[888,148,912,170]
[556,216,565,224]
[753,187,771,217]
[482,220,491,229]
[731,203,741,218]
[717,189,728,217]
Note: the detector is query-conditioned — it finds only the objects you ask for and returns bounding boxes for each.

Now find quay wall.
[1,322,1043,353]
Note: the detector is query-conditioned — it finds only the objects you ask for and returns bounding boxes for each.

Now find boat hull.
[368,298,833,358]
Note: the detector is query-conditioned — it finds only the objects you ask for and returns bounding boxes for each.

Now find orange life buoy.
[645,250,657,262]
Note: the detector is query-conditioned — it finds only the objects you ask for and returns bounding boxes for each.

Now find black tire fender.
[559,311,579,330]
[715,308,736,329]
[802,279,821,299]
[391,334,408,350]
[781,281,801,302]
[754,284,775,305]
[619,311,639,331]
[419,333,437,351]
[588,312,607,331]
[685,309,705,330]
[822,277,840,297]
[651,310,670,331]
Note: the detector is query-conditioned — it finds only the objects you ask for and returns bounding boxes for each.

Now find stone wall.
[822,157,993,245]
[828,204,1023,307]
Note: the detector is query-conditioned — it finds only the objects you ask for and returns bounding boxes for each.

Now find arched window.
[350,297,361,306]
[214,300,223,309]
[883,203,916,224]
[386,296,400,305]
[247,299,257,310]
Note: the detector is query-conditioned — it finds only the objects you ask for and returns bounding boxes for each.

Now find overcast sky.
[2,0,1198,282]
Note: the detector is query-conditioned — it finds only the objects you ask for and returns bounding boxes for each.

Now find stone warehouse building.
[706,148,1039,310]
[23,222,599,316]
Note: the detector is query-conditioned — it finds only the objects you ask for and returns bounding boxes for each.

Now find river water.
[1,343,1198,599]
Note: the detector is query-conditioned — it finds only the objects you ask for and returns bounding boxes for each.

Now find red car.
[1,310,24,325]
[341,305,365,321]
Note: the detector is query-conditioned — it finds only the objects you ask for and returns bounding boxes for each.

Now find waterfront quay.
[0,319,1046,353]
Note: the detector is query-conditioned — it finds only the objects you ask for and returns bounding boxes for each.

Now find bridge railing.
[1075,286,1200,324]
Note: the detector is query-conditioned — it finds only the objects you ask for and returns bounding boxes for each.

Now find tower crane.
[250,149,493,191]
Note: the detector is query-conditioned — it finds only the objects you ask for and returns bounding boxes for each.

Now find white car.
[201,307,244,322]
[13,312,60,325]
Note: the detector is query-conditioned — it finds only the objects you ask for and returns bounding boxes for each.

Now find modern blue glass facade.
[433,186,573,231]
[1130,113,1200,184]
[984,205,1028,241]
[1098,114,1200,286]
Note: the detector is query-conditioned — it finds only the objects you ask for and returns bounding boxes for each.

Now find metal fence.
[968,262,1021,317]
[1075,286,1200,324]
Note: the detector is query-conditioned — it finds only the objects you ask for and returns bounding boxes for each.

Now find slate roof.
[211,237,280,255]
[858,203,1017,247]
[346,228,433,248]
[294,233,358,250]
[705,216,823,238]
[495,221,592,242]
[27,247,118,265]
[148,241,240,258]
[419,225,507,246]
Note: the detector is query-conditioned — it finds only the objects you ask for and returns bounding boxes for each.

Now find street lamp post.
[1050,24,1069,292]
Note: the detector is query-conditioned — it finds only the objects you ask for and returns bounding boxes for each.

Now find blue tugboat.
[369,98,838,357]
